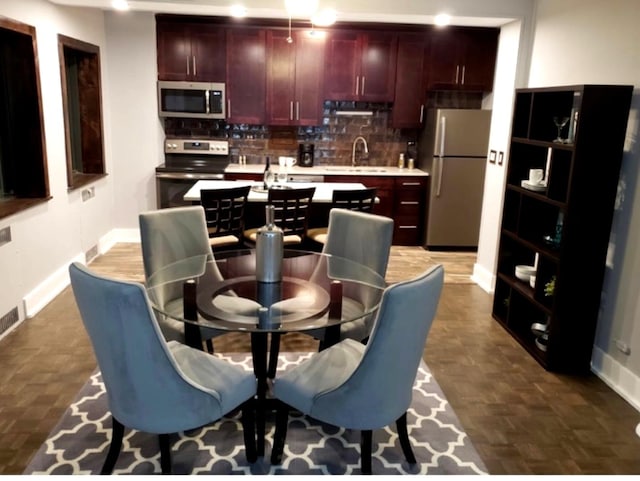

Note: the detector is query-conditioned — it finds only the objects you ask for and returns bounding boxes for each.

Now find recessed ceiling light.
[230,4,247,17]
[111,0,129,11]
[434,13,451,26]
[312,8,336,27]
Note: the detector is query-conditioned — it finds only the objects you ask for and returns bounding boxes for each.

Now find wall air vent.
[0,307,19,336]
[85,245,99,263]
[0,226,11,247]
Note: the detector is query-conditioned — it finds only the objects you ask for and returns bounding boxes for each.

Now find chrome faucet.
[351,136,369,167]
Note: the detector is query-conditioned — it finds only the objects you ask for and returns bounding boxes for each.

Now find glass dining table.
[145,249,386,456]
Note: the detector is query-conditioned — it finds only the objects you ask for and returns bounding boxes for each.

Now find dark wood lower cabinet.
[223,172,428,245]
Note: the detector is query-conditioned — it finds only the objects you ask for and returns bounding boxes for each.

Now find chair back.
[332,187,377,213]
[312,265,444,428]
[268,187,316,242]
[139,206,213,279]
[201,186,250,248]
[68,262,222,433]
[322,209,393,278]
[138,206,213,333]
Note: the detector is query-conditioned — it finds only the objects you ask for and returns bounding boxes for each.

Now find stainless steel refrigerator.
[418,108,491,248]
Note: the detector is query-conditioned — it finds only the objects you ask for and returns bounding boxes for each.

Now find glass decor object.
[553,116,569,143]
[256,204,284,283]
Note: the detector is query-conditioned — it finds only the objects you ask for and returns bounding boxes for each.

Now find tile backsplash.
[163,92,483,167]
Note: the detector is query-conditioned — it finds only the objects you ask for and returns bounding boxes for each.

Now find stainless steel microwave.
[158,81,226,119]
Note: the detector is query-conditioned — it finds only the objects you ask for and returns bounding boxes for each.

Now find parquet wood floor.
[1,244,639,474]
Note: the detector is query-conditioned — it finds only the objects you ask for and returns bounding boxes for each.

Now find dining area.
[62,186,448,475]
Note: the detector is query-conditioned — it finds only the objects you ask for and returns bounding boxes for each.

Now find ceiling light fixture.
[283,0,336,37]
[434,13,451,27]
[111,0,129,11]
[230,4,247,17]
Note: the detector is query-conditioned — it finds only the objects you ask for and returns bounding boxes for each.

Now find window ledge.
[67,172,108,192]
[0,196,52,221]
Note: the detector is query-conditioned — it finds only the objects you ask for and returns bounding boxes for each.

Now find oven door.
[155,172,224,208]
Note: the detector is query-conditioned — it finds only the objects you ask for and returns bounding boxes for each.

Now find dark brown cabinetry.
[426,27,498,92]
[492,85,633,373]
[226,28,266,125]
[266,30,326,126]
[326,174,426,245]
[157,19,226,81]
[391,33,427,128]
[393,176,427,245]
[324,30,397,102]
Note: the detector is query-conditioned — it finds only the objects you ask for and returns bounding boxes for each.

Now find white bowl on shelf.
[515,264,536,282]
[529,274,536,288]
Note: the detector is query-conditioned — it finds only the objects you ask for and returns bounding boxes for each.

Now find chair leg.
[241,400,257,463]
[159,433,172,474]
[267,333,281,379]
[396,412,417,464]
[361,430,372,475]
[270,401,290,465]
[205,338,214,353]
[101,416,124,474]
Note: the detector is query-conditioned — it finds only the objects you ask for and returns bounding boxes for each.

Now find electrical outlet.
[614,339,631,355]
[81,186,95,202]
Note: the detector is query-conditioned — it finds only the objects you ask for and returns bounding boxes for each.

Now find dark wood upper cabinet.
[266,30,326,126]
[391,33,427,129]
[157,20,226,82]
[426,27,499,92]
[324,30,397,102]
[226,27,266,125]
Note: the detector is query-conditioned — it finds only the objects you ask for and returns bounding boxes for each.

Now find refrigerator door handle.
[435,116,446,197]
[436,156,444,197]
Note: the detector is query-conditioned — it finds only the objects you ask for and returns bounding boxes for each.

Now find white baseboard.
[471,262,495,294]
[23,228,141,319]
[23,252,85,318]
[591,346,640,413]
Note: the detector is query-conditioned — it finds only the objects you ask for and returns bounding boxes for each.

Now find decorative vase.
[256,204,283,283]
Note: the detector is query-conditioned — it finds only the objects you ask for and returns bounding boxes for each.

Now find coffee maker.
[298,143,314,167]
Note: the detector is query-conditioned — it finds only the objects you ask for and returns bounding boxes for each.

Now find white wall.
[0,0,114,328]
[104,11,164,234]
[473,19,525,291]
[524,0,640,409]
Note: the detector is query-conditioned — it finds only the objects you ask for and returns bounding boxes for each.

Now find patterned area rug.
[24,353,487,475]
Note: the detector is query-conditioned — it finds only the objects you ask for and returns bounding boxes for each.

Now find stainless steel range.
[155,138,229,208]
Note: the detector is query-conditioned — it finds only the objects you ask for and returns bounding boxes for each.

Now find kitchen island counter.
[183,180,371,203]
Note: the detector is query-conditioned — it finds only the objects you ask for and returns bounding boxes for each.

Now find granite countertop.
[225,164,428,177]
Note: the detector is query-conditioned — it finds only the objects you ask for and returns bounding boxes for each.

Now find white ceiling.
[45,0,516,27]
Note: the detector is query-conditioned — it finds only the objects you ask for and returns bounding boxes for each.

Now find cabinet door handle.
[296,101,300,121]
[402,182,421,186]
[227,99,231,118]
[355,76,360,96]
[193,56,197,77]
[186,56,190,75]
[399,225,417,229]
[455,65,459,84]
[401,201,419,205]
[290,101,294,120]
[420,104,424,123]
[461,65,466,85]
[361,76,365,95]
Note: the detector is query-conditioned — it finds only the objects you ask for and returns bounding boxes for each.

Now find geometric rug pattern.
[24,353,487,475]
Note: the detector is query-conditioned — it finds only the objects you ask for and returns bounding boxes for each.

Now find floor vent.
[0,307,19,336]
[85,245,99,263]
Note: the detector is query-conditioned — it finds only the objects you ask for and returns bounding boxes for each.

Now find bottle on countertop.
[398,152,405,169]
[256,204,283,283]
[263,156,274,189]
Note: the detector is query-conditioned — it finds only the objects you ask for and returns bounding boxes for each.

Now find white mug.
[529,168,544,185]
